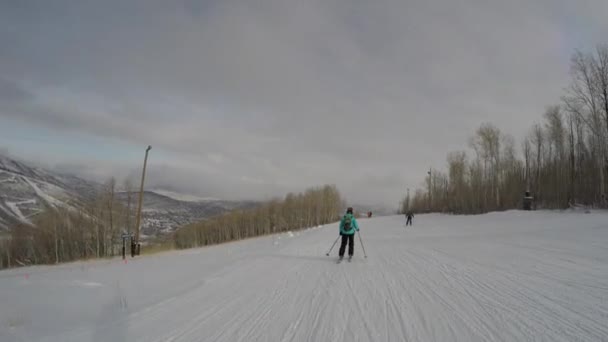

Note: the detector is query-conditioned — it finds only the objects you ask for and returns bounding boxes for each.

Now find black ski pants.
[406,217,413,226]
[339,234,355,257]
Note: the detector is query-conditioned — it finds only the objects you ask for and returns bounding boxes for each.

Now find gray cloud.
[1,0,607,207]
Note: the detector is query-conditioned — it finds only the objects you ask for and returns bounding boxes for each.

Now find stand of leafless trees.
[0,178,135,270]
[405,45,608,214]
[175,185,342,249]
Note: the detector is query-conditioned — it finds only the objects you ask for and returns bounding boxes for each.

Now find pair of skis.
[336,256,352,264]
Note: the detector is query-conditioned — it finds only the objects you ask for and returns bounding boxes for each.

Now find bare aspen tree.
[544,106,567,206]
[469,123,502,210]
[593,45,608,205]
[563,46,607,205]
[522,137,532,192]
[568,113,576,203]
[54,212,59,264]
[531,124,544,206]
[123,178,134,234]
[592,45,608,145]
[105,177,116,255]
[447,151,467,213]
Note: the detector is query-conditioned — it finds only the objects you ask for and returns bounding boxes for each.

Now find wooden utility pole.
[134,145,151,255]
[427,168,432,212]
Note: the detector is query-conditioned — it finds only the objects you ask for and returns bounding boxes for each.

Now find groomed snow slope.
[1,211,607,342]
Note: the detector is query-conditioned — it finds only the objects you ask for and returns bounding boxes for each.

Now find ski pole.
[357,230,367,258]
[326,236,340,256]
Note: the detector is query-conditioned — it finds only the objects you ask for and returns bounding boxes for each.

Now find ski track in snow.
[0,173,17,183]
[1,211,608,342]
[21,176,64,208]
[4,199,37,225]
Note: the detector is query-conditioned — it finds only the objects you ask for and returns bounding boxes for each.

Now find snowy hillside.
[1,211,606,341]
[0,154,98,231]
[0,154,255,235]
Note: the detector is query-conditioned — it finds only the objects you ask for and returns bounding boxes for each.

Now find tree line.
[402,44,608,214]
[175,185,342,249]
[0,178,135,269]
[1,182,343,269]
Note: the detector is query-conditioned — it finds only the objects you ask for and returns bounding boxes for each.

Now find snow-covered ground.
[1,211,607,342]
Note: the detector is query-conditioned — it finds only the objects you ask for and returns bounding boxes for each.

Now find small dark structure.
[523,191,534,210]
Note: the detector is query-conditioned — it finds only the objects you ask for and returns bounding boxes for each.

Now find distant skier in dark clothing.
[405,212,414,226]
[338,207,360,261]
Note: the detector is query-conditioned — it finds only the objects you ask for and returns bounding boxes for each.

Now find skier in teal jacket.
[338,207,359,260]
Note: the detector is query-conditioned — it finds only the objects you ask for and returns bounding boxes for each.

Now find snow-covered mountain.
[0,154,98,231]
[0,154,255,236]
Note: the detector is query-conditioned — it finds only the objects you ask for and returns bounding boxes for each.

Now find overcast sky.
[1,0,607,208]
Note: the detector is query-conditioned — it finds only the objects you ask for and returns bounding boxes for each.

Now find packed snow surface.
[1,211,607,341]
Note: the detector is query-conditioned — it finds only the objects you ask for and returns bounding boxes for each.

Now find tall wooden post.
[134,145,151,255]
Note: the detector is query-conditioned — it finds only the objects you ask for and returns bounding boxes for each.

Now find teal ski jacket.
[339,213,360,235]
